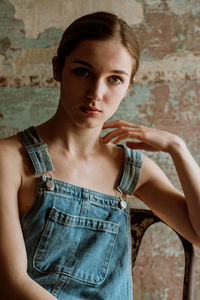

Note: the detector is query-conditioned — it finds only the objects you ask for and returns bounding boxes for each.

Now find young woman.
[0,11,200,300]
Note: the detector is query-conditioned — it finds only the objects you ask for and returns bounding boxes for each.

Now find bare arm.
[102,120,200,247]
[135,153,200,247]
[0,138,57,300]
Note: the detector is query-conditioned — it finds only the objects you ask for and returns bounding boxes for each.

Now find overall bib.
[19,126,143,300]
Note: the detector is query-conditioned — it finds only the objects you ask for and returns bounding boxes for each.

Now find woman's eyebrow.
[72,60,92,68]
[72,60,129,76]
[111,70,129,76]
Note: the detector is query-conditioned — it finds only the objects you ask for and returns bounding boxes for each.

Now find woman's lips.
[80,106,102,116]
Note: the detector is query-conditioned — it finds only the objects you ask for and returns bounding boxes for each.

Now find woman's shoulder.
[108,142,143,161]
[0,132,21,149]
[105,142,124,160]
[0,133,24,167]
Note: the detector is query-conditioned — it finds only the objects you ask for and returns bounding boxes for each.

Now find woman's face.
[54,38,135,129]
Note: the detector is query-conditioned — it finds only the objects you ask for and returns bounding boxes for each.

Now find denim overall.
[19,127,143,300]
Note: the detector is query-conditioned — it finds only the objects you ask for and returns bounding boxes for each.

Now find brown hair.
[57,11,140,80]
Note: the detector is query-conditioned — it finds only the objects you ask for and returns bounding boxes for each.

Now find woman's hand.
[102,120,183,153]
[102,120,200,247]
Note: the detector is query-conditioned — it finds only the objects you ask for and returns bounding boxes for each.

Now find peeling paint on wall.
[0,0,200,299]
[9,0,144,38]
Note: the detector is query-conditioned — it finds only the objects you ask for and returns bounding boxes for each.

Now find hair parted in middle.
[57,11,140,82]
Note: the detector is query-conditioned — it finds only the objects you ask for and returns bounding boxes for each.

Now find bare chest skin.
[18,145,125,220]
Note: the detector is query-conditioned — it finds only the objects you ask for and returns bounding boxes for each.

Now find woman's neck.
[36,113,105,159]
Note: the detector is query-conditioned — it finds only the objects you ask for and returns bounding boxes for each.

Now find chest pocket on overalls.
[33,206,119,285]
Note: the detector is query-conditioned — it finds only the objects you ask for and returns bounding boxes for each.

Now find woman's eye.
[109,76,123,85]
[74,68,90,77]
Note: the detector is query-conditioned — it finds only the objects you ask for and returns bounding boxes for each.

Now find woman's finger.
[102,128,141,143]
[103,120,137,129]
[102,128,126,143]
[111,133,136,145]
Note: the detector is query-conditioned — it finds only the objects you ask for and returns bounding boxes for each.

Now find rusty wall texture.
[0,0,200,299]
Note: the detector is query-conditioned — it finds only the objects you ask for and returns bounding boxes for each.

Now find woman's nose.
[85,78,104,101]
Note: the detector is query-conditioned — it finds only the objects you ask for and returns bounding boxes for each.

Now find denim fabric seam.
[37,190,88,200]
[38,188,120,203]
[25,143,47,149]
[46,241,117,285]
[27,152,51,175]
[50,207,119,234]
[118,149,143,195]
[18,130,33,147]
[19,128,42,147]
[80,196,89,216]
[25,126,43,144]
[38,189,129,214]
[50,221,118,235]
[18,129,54,175]
[28,153,42,175]
[33,209,119,285]
[89,200,130,215]
[39,182,126,202]
[51,275,69,298]
[124,160,142,167]
[41,177,124,198]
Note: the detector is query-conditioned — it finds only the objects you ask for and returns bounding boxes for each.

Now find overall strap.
[18,126,54,175]
[117,146,143,195]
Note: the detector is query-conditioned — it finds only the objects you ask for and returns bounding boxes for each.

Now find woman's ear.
[125,76,135,97]
[130,75,135,87]
[52,56,62,82]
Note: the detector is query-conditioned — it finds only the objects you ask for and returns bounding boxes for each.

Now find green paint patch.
[0,0,25,58]
[21,27,63,49]
[0,86,59,136]
[0,1,62,59]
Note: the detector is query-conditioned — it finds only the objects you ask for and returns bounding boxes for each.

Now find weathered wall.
[0,0,200,299]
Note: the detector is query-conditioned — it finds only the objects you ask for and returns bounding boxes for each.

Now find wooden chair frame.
[130,209,195,300]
